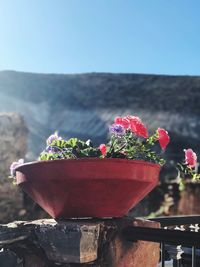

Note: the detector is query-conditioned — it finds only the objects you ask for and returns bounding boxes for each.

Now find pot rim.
[15,158,161,171]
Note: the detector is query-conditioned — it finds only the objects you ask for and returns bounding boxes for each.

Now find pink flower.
[99,144,107,156]
[184,148,197,168]
[114,116,130,129]
[10,159,24,176]
[126,116,148,138]
[157,128,170,150]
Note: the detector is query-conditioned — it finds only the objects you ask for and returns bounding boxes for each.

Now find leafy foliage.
[39,115,170,165]
[39,138,102,161]
[177,162,200,191]
[105,130,165,165]
[39,129,165,165]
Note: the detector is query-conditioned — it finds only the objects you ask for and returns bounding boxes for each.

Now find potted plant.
[9,115,198,219]
[175,149,200,215]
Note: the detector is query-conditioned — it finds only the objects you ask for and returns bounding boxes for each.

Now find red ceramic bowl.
[15,158,160,219]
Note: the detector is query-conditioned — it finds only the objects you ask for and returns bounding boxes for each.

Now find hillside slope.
[0,70,199,176]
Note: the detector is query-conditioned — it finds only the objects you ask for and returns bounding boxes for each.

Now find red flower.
[114,116,130,129]
[184,148,197,168]
[125,116,148,138]
[157,128,170,150]
[99,144,107,156]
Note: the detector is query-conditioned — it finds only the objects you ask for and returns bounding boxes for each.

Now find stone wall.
[0,113,27,223]
[0,218,160,267]
[0,113,27,180]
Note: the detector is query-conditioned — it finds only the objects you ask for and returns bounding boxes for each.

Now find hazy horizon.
[1,69,200,78]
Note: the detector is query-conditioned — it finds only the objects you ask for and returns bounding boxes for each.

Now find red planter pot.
[15,158,160,219]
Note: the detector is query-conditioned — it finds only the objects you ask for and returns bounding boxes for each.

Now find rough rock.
[177,183,200,215]
[0,218,160,267]
[106,219,160,267]
[0,113,27,223]
[0,113,27,180]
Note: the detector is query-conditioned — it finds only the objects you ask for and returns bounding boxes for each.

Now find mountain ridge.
[0,70,199,171]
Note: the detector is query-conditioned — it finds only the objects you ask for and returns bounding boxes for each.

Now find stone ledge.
[0,218,160,267]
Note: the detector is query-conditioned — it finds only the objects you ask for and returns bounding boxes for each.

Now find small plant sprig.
[9,158,24,183]
[177,149,200,191]
[39,132,101,160]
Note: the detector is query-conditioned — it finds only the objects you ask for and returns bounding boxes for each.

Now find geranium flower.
[114,116,130,129]
[126,116,148,138]
[157,128,170,150]
[99,144,107,156]
[10,159,24,176]
[37,115,169,166]
[46,132,62,145]
[109,124,125,136]
[184,148,197,168]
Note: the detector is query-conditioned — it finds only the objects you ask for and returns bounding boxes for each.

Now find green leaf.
[179,179,185,191]
[85,139,93,147]
[67,138,78,148]
[51,139,68,148]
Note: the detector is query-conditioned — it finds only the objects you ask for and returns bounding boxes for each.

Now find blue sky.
[0,0,200,75]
